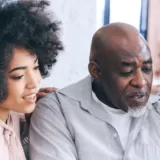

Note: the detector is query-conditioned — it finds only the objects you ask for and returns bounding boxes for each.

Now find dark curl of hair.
[0,0,63,102]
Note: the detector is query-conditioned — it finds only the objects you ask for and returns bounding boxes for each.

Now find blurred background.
[38,0,160,97]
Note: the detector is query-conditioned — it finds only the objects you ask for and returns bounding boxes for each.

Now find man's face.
[98,37,152,115]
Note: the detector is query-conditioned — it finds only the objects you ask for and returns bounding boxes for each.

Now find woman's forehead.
[8,48,37,69]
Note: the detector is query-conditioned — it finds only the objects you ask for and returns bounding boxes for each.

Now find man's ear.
[88,61,101,80]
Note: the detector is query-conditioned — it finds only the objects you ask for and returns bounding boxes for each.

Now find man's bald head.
[89,22,152,114]
[90,22,149,62]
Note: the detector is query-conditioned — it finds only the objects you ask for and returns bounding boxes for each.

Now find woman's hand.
[36,87,57,99]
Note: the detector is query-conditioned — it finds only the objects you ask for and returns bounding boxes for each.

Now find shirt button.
[130,132,133,137]
[113,133,118,138]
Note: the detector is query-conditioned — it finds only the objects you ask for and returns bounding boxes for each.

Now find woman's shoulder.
[10,111,30,160]
[8,111,21,137]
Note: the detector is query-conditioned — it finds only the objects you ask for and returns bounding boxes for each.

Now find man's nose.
[130,69,147,88]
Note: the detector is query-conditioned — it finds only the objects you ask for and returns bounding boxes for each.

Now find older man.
[30,23,160,160]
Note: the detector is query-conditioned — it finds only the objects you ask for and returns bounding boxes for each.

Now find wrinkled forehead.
[107,35,150,63]
[118,51,151,62]
[99,35,151,71]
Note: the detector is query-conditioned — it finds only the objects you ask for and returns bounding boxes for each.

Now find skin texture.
[0,48,41,118]
[88,23,153,113]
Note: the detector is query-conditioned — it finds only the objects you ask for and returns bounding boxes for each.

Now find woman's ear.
[88,61,101,80]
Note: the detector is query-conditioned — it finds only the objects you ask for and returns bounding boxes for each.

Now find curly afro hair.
[0,0,63,102]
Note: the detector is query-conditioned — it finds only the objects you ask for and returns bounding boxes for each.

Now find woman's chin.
[21,103,36,114]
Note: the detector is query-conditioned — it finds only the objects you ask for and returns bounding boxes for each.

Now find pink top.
[0,111,26,160]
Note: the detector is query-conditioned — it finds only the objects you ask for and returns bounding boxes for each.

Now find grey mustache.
[126,92,148,98]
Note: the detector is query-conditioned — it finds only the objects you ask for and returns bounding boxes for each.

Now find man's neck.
[92,80,119,109]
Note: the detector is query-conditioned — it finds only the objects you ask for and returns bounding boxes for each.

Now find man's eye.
[120,70,133,76]
[142,67,152,73]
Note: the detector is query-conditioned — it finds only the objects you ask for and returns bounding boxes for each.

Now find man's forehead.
[116,57,152,71]
[109,40,151,62]
[104,49,151,67]
[118,51,151,59]
[115,52,151,64]
[106,32,149,54]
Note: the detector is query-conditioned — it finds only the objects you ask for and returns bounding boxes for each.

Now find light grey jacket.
[29,76,160,160]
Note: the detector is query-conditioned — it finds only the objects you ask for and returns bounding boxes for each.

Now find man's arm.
[29,95,78,160]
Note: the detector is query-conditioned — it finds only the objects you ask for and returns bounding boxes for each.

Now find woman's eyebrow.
[9,66,27,73]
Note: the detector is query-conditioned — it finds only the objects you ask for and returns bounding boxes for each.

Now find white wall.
[96,0,105,29]
[96,0,142,30]
[41,0,142,89]
[40,0,97,88]
[110,0,142,29]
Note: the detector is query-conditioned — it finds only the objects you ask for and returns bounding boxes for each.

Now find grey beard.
[127,105,148,118]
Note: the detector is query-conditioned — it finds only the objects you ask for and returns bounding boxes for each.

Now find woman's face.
[0,47,41,113]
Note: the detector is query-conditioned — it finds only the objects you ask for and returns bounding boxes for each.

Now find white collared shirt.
[92,91,132,149]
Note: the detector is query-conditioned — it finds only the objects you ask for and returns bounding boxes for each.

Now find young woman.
[0,0,63,159]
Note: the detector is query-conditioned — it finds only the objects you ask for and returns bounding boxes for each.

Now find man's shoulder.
[56,75,92,102]
[36,76,92,114]
[37,91,59,104]
[58,75,91,94]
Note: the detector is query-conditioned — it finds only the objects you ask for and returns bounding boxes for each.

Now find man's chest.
[65,108,160,160]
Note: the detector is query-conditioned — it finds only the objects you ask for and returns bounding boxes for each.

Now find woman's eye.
[11,75,24,80]
[34,65,39,70]
[120,70,133,77]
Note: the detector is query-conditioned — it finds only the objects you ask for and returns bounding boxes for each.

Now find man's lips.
[126,92,148,99]
[125,92,149,105]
